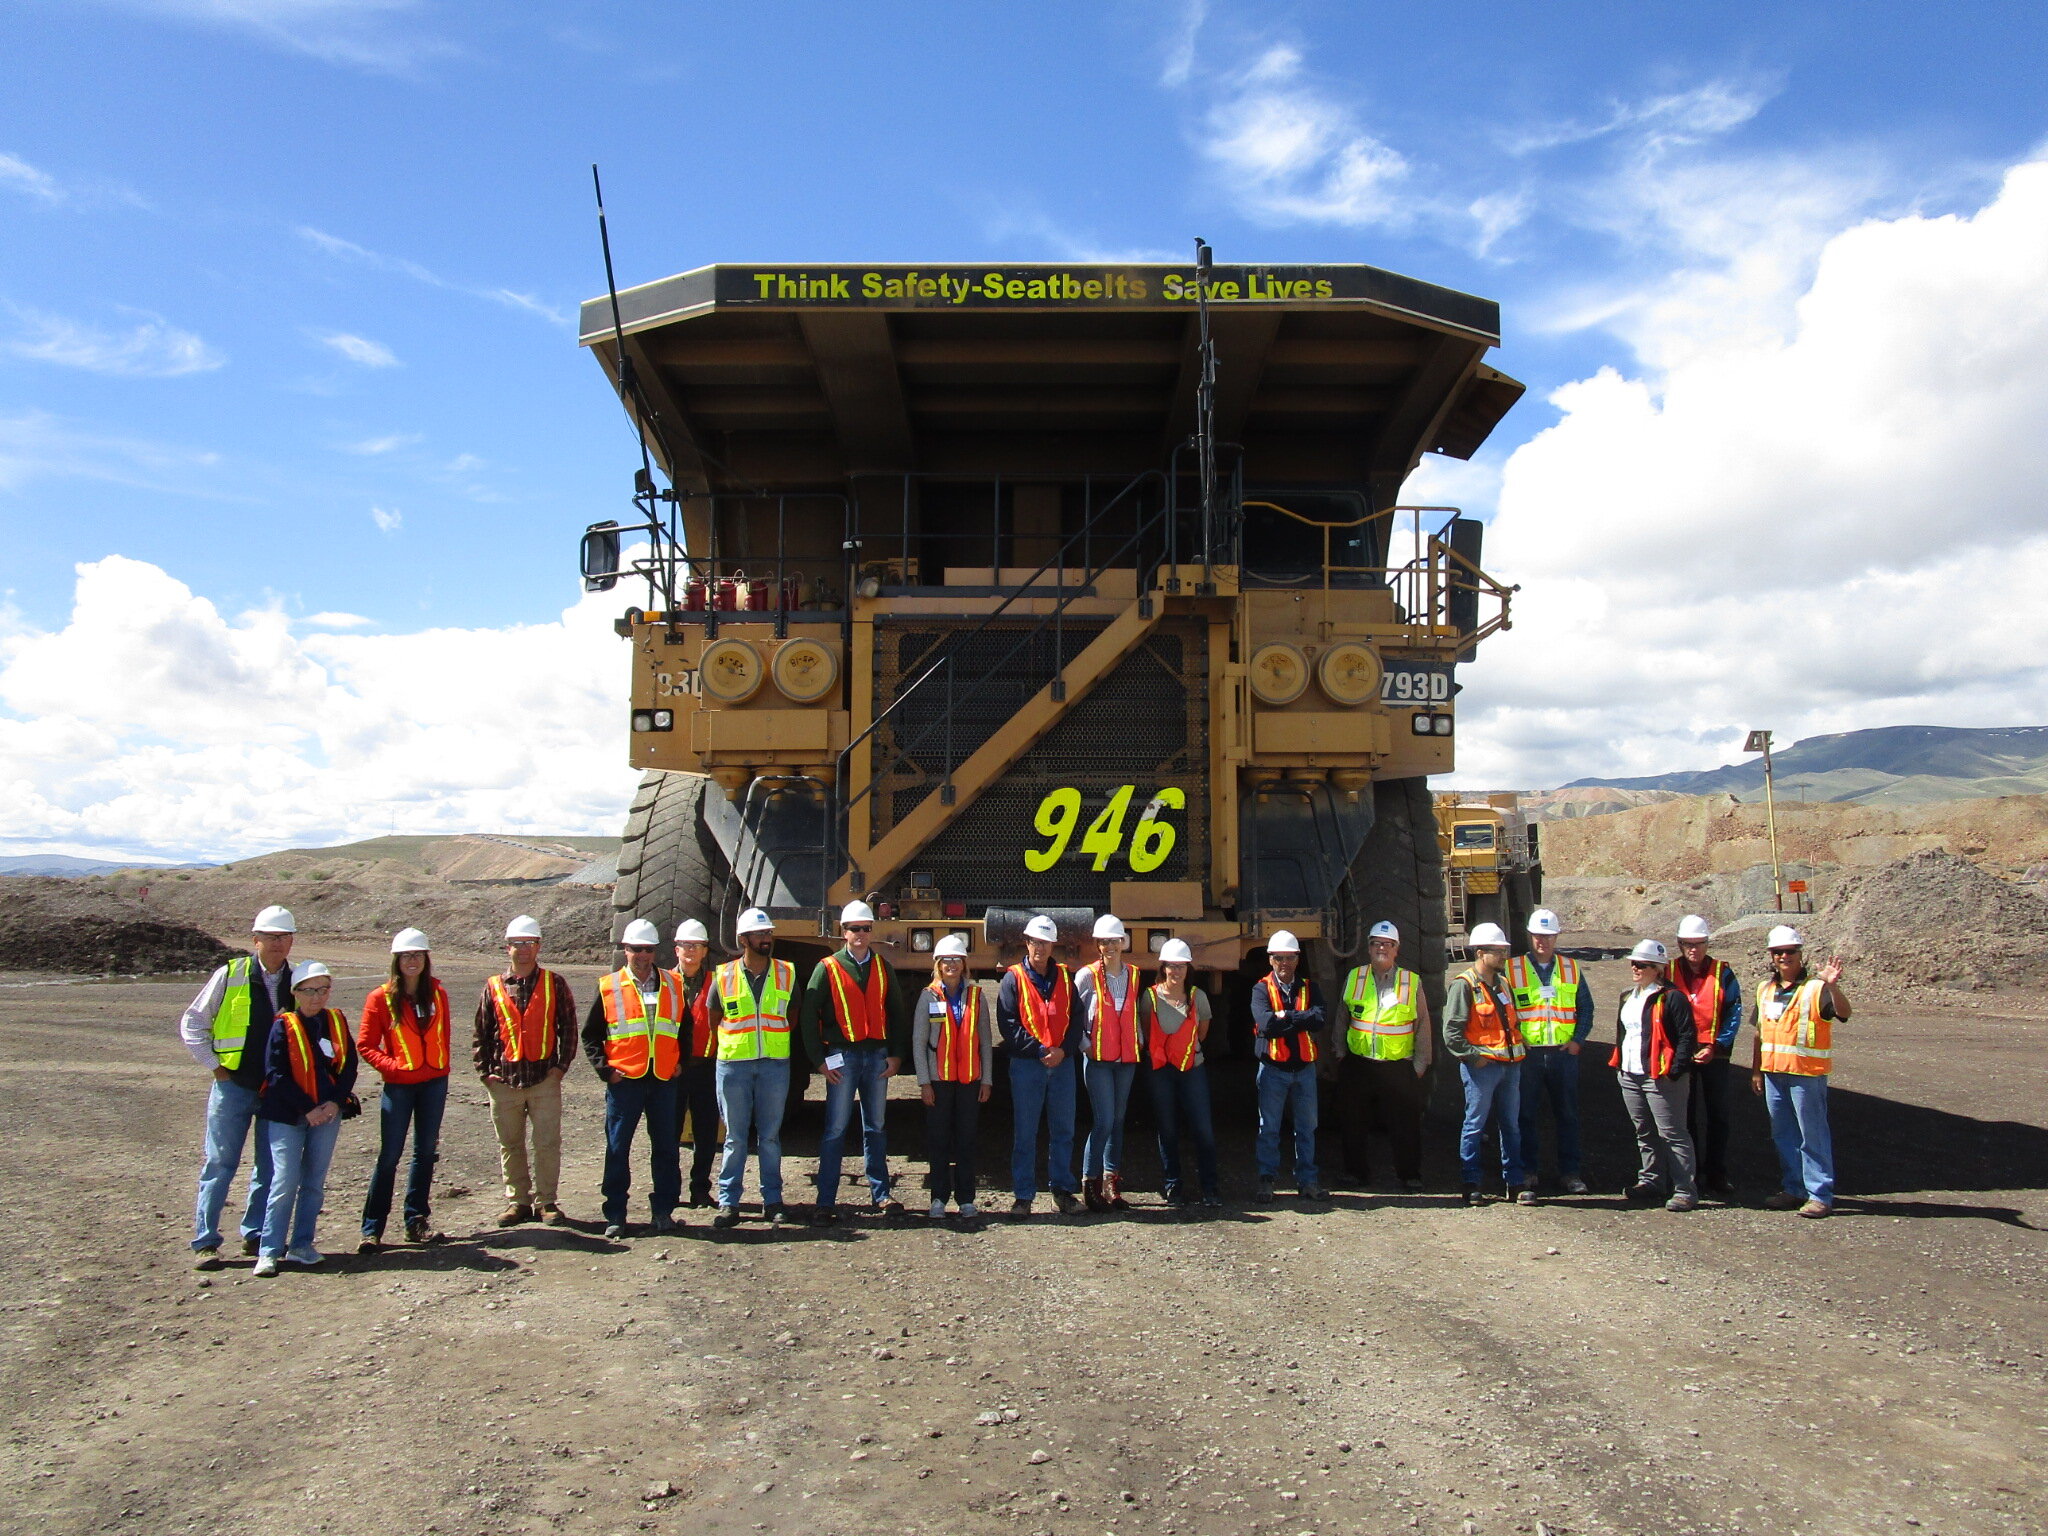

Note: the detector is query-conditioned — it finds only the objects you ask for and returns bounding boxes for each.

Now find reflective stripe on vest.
[599,968,685,1079]
[929,983,984,1084]
[1146,987,1203,1072]
[1756,977,1832,1076]
[486,971,557,1064]
[715,959,795,1062]
[1007,963,1073,1051]
[281,1008,350,1103]
[211,955,283,1070]
[822,953,891,1046]
[1086,961,1141,1063]
[380,981,451,1073]
[1458,969,1525,1062]
[1260,975,1320,1065]
[1672,958,1733,1048]
[1342,966,1419,1060]
[1506,954,1581,1047]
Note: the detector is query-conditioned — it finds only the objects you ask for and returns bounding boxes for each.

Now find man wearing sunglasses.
[584,918,687,1238]
[799,900,911,1221]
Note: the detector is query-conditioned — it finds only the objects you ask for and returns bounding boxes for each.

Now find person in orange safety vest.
[1751,925,1851,1218]
[356,926,453,1252]
[582,918,686,1239]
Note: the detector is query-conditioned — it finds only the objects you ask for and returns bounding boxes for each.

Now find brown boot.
[1106,1173,1131,1211]
[497,1202,533,1227]
[1082,1177,1110,1213]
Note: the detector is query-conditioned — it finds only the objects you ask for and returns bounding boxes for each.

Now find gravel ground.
[0,947,2041,1536]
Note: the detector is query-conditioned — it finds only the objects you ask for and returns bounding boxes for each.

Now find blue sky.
[5,1,2048,857]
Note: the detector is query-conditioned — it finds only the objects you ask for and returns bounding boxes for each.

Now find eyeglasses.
[296,984,332,995]
[623,945,656,954]
[843,924,872,934]
[506,939,539,948]
[1628,961,1657,970]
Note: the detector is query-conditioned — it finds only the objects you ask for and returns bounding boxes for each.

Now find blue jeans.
[1255,1062,1319,1184]
[1458,1059,1525,1187]
[193,1078,274,1251]
[1763,1073,1834,1204]
[817,1044,893,1207]
[603,1073,683,1224]
[361,1076,449,1236]
[1008,1054,1078,1201]
[715,1056,788,1210]
[261,1114,341,1258]
[1149,1064,1218,1198]
[1517,1045,1582,1180]
[1081,1058,1139,1180]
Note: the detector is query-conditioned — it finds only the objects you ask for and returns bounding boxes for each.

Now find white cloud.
[298,226,570,325]
[339,431,421,455]
[301,611,370,628]
[0,410,223,495]
[1158,0,1205,88]
[89,0,455,72]
[1500,79,1775,157]
[1196,45,1411,228]
[316,330,399,367]
[3,305,223,377]
[1448,156,2048,789]
[0,152,60,201]
[369,505,402,534]
[0,555,637,859]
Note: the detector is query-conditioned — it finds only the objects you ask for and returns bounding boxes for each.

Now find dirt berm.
[1780,848,2048,991]
[0,878,234,974]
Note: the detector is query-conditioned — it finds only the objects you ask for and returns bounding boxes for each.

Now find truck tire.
[613,770,729,946]
[1345,776,1451,1032]
[1506,870,1537,956]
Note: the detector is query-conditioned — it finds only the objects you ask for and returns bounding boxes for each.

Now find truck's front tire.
[613,770,729,946]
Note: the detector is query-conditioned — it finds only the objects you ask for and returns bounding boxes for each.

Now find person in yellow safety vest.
[1336,920,1434,1194]
[583,918,686,1239]
[704,907,799,1230]
[1508,908,1595,1196]
[179,906,297,1269]
[1443,922,1530,1206]
[799,899,912,1222]
[1750,925,1851,1218]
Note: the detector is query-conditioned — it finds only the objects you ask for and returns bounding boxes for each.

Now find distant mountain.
[1564,725,2048,806]
[0,855,211,877]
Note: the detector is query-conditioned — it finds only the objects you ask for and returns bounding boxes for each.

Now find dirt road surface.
[1,947,2041,1536]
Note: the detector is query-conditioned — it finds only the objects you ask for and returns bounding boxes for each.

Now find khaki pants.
[486,1076,562,1207]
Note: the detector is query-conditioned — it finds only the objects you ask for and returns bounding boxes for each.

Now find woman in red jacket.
[357,927,454,1251]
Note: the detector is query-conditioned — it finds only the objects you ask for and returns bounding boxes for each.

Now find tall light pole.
[1744,729,1784,911]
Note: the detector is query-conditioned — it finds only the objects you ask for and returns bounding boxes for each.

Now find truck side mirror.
[581,521,623,592]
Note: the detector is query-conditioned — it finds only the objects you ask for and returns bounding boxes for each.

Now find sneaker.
[1401,1178,1424,1195]
[1515,1189,1539,1206]
[929,1199,947,1220]
[1798,1199,1832,1219]
[1298,1183,1327,1202]
[498,1203,533,1227]
[193,1248,222,1272]
[604,1222,629,1240]
[1052,1190,1082,1215]
[285,1246,322,1267]
[241,1235,260,1257]
[1562,1175,1590,1195]
[766,1205,794,1228]
[357,1237,381,1255]
[1007,1198,1033,1221]
[1666,1194,1699,1213]
[712,1208,741,1229]
[1253,1177,1276,1204]
[539,1203,567,1226]
[252,1255,279,1278]
[1459,1186,1484,1206]
[1763,1191,1804,1211]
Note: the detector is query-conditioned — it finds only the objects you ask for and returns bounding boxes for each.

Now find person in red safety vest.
[356,927,453,1252]
[583,918,687,1239]
[996,913,1084,1219]
[799,899,912,1221]
[1076,913,1144,1213]
[1671,914,1744,1197]
[1140,938,1219,1208]
[1249,930,1327,1205]
[252,963,357,1276]
[913,933,995,1222]
[672,918,719,1209]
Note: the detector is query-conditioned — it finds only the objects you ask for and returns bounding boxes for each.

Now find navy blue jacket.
[1249,971,1326,1069]
[258,1008,359,1124]
[996,960,1084,1061]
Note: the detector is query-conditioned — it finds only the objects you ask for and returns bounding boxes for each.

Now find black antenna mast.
[1193,237,1218,591]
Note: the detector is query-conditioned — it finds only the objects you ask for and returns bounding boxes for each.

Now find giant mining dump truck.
[575,255,1522,1069]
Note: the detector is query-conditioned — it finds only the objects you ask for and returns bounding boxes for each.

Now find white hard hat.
[620,919,662,947]
[1677,914,1712,941]
[675,918,710,944]
[1023,914,1059,943]
[1767,925,1805,950]
[1266,930,1300,955]
[1468,922,1510,949]
[290,961,332,987]
[252,905,296,934]
[736,907,776,936]
[1629,939,1669,965]
[933,933,970,958]
[840,900,876,926]
[1367,920,1400,942]
[1157,938,1194,965]
[1527,908,1561,936]
[389,927,430,954]
[504,915,543,941]
[1092,913,1127,941]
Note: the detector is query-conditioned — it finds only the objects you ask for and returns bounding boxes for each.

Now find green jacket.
[798,946,913,1069]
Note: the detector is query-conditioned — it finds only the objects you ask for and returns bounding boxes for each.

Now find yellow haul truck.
[1435,791,1542,955]
[576,257,1521,1077]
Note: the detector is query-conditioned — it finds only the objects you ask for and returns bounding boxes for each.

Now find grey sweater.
[910,981,996,1086]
